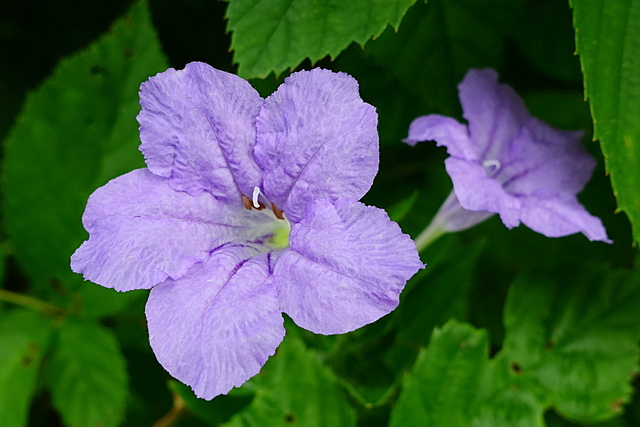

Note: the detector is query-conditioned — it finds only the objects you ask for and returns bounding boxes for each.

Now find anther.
[242,194,252,210]
[271,204,285,220]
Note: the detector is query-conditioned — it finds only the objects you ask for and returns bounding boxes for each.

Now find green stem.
[0,289,65,317]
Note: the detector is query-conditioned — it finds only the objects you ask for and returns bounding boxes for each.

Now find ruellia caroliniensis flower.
[405,68,610,244]
[71,62,423,400]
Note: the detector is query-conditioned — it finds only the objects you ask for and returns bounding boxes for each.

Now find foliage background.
[0,0,639,426]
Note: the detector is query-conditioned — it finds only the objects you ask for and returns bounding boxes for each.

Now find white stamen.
[483,159,501,170]
[252,186,261,208]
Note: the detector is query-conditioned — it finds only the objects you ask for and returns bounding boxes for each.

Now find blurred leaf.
[74,286,145,319]
[0,309,52,427]
[511,0,582,82]
[226,0,417,78]
[47,320,128,427]
[387,190,419,223]
[386,236,484,368]
[171,381,253,426]
[1,1,168,297]
[226,333,356,426]
[391,265,640,425]
[571,0,640,243]
[364,0,522,115]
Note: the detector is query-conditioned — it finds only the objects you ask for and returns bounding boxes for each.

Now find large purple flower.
[71,62,423,400]
[406,68,610,243]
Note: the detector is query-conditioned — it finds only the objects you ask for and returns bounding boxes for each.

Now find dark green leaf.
[226,332,355,426]
[364,0,523,115]
[571,0,640,242]
[47,320,128,427]
[226,0,417,78]
[387,191,419,223]
[171,381,253,426]
[510,0,582,83]
[386,236,484,369]
[0,309,52,427]
[2,1,168,298]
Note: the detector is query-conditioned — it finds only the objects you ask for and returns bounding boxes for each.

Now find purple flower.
[71,62,423,400]
[406,69,610,243]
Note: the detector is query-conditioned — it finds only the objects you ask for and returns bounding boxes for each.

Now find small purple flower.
[71,62,423,400]
[406,69,610,243]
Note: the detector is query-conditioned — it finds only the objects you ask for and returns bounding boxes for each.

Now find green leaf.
[226,332,356,427]
[47,320,128,427]
[364,0,523,115]
[571,0,640,242]
[0,309,52,427]
[389,320,493,427]
[501,267,640,422]
[391,265,640,425]
[226,0,418,78]
[1,0,168,296]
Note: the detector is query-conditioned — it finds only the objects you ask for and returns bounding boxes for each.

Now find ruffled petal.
[500,119,594,196]
[445,157,521,228]
[138,62,264,200]
[71,169,275,291]
[254,69,378,223]
[458,69,530,162]
[519,190,611,242]
[275,198,423,335]
[404,115,478,161]
[146,248,285,400]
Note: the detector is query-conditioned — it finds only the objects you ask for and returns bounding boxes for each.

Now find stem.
[413,221,446,253]
[153,389,185,427]
[0,289,65,317]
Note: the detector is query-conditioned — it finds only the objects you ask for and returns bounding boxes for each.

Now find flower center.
[242,187,290,249]
[269,217,291,249]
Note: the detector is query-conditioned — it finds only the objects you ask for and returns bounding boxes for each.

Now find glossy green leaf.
[1,1,167,296]
[0,309,52,427]
[47,320,128,427]
[571,0,640,242]
[226,0,417,78]
[226,333,356,427]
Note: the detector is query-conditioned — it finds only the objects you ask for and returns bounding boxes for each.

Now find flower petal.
[275,198,423,335]
[254,69,378,223]
[404,115,478,161]
[71,169,275,291]
[138,62,264,200]
[445,157,521,228]
[146,249,285,400]
[519,191,611,242]
[500,119,594,196]
[458,69,530,162]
